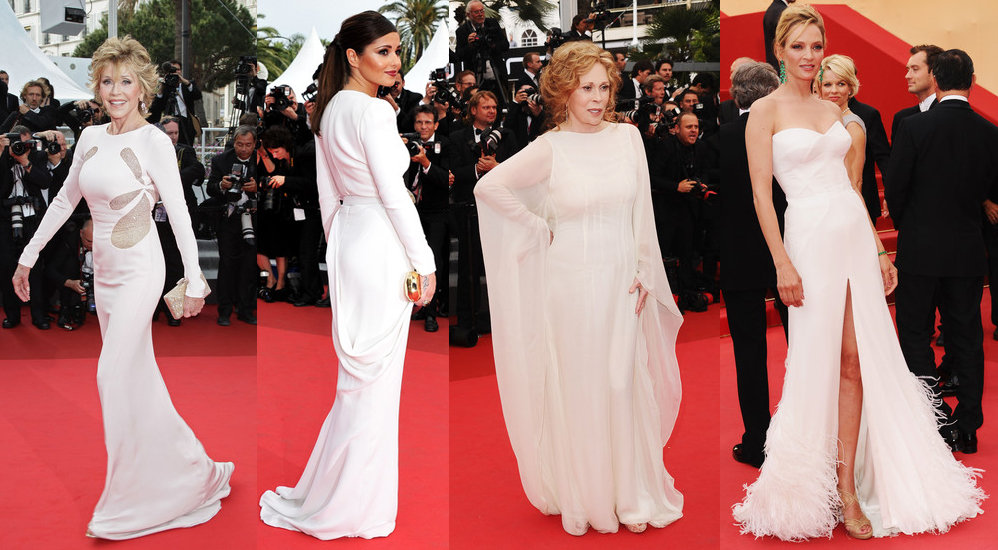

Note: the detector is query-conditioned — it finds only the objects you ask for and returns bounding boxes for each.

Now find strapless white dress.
[732,121,985,540]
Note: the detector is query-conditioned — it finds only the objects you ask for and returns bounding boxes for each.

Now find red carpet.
[450,305,721,549]
[0,315,257,549]
[257,300,449,548]
[720,291,998,548]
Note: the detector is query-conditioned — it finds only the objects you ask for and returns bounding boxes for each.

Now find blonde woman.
[475,40,684,536]
[732,5,983,540]
[12,36,232,539]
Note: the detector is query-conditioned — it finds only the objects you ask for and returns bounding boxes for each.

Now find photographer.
[389,72,423,133]
[260,126,322,308]
[423,72,463,136]
[18,80,56,132]
[56,99,103,142]
[455,0,510,109]
[405,104,453,331]
[656,59,678,98]
[263,84,310,147]
[648,112,713,296]
[566,13,593,42]
[232,57,268,121]
[449,90,518,339]
[617,59,653,109]
[44,218,93,330]
[0,71,18,120]
[0,125,55,328]
[508,54,546,149]
[207,125,259,325]
[149,60,202,145]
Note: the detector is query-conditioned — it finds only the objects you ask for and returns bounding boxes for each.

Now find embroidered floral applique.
[109,148,156,249]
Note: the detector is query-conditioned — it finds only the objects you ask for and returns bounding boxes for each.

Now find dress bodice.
[772,121,852,199]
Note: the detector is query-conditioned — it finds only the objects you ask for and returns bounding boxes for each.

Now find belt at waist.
[341,196,383,205]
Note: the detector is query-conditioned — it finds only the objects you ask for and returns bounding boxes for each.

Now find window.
[44,32,51,45]
[23,0,31,13]
[521,29,538,47]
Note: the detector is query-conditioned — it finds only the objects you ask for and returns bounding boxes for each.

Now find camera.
[618,96,661,132]
[430,67,448,81]
[270,85,293,111]
[430,78,462,108]
[5,133,58,156]
[302,82,318,103]
[546,27,571,51]
[227,163,248,196]
[73,105,96,124]
[235,55,257,96]
[3,195,40,241]
[161,62,180,89]
[687,177,716,202]
[81,270,96,314]
[471,25,503,51]
[480,128,503,156]
[518,86,543,106]
[586,2,614,29]
[235,198,257,245]
[400,133,423,157]
[258,177,281,212]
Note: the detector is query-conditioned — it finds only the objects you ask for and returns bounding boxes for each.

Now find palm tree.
[640,2,719,62]
[486,0,556,33]
[257,24,295,78]
[378,0,448,74]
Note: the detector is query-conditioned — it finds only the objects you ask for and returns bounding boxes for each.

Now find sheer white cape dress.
[19,123,232,540]
[259,90,435,540]
[732,121,985,540]
[475,122,684,535]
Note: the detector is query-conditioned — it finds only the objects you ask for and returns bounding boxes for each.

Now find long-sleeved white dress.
[259,90,435,539]
[475,122,685,535]
[19,123,232,540]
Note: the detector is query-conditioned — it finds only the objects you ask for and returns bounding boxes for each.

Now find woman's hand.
[182,296,205,318]
[629,278,649,315]
[776,261,804,307]
[880,254,898,295]
[418,272,437,308]
[12,264,30,302]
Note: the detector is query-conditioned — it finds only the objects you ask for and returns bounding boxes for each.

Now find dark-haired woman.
[259,11,436,540]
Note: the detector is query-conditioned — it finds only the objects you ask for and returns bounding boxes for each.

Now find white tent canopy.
[267,27,324,98]
[269,22,450,99]
[0,4,93,101]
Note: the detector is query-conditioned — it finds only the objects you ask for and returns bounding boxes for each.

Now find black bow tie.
[475,128,483,135]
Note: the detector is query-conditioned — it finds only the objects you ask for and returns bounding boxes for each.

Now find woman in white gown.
[732,5,984,540]
[258,11,436,540]
[475,41,684,536]
[12,36,232,540]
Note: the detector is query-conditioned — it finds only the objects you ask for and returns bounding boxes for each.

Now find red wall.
[720,5,998,136]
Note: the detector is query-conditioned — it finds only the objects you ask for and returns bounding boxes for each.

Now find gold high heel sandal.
[624,523,647,533]
[838,490,873,540]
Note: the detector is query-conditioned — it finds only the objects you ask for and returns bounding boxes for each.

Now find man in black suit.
[617,60,653,111]
[891,45,942,138]
[407,105,453,332]
[509,53,546,150]
[455,1,510,107]
[565,14,593,42]
[17,81,56,132]
[206,126,259,326]
[763,0,794,70]
[847,96,890,224]
[887,49,998,454]
[45,218,92,330]
[149,60,202,146]
[449,90,518,340]
[0,71,19,121]
[719,57,754,126]
[722,61,788,468]
[655,59,678,98]
[391,72,423,133]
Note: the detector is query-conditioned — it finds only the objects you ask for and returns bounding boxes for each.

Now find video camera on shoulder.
[269,85,293,110]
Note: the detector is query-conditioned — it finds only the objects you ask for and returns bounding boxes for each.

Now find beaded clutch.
[164,273,211,319]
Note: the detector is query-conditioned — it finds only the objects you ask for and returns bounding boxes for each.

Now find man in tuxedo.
[391,72,423,133]
[407,105,453,332]
[449,91,518,340]
[847,95,890,224]
[720,57,755,125]
[206,126,259,326]
[149,60,202,146]
[891,45,943,138]
[0,71,19,121]
[763,0,795,70]
[614,52,627,76]
[455,1,510,108]
[509,55,546,150]
[565,14,593,42]
[617,60,653,110]
[18,81,56,132]
[655,59,678,98]
[722,61,788,468]
[887,49,998,454]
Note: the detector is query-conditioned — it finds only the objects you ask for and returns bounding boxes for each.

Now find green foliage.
[486,0,556,33]
[378,0,448,74]
[640,2,719,63]
[72,0,254,92]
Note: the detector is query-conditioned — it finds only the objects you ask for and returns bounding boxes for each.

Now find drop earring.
[779,60,787,84]
[818,64,824,83]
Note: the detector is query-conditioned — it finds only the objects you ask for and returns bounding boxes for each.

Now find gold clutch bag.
[164,273,211,319]
[404,270,421,302]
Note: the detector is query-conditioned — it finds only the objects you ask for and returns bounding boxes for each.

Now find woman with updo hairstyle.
[732,5,983,541]
[259,10,435,540]
[13,35,232,540]
[474,39,684,535]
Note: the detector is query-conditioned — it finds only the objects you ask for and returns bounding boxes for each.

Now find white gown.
[732,121,985,540]
[475,123,684,535]
[259,90,434,539]
[19,123,232,540]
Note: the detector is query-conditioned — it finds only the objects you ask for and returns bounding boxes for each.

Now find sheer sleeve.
[18,128,89,268]
[145,129,208,298]
[360,100,435,275]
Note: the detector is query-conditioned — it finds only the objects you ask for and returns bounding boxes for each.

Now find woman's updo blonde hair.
[540,41,620,130]
[88,35,159,118]
[773,4,826,60]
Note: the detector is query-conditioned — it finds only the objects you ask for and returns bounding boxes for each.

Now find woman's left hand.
[182,296,205,318]
[879,253,898,295]
[629,278,649,315]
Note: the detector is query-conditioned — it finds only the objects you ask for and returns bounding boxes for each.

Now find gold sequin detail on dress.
[120,148,143,180]
[83,146,98,162]
[111,193,151,249]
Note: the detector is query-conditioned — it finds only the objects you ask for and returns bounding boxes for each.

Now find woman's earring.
[779,60,787,84]
[140,100,147,113]
[818,65,824,83]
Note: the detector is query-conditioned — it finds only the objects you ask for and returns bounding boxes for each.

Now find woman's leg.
[275,257,287,290]
[837,284,870,536]
[257,254,275,288]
